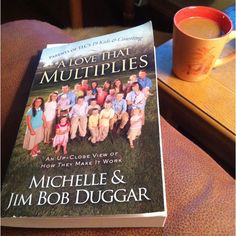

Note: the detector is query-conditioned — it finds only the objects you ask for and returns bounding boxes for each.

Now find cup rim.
[174,6,233,40]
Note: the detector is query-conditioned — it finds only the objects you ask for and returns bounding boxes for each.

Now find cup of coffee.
[173,6,236,82]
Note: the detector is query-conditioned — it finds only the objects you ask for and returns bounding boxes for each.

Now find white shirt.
[69,102,88,118]
[126,91,146,110]
[44,101,57,121]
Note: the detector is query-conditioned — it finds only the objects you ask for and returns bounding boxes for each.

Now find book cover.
[1,22,167,228]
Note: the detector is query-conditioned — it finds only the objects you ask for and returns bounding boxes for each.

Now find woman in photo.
[44,91,58,144]
[112,79,124,94]
[103,80,111,93]
[23,97,46,157]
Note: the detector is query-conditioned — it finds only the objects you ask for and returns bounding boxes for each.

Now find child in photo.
[105,88,116,103]
[44,91,58,144]
[88,98,101,115]
[142,87,153,98]
[129,74,138,83]
[73,83,84,97]
[23,97,46,157]
[127,108,143,149]
[57,94,70,117]
[53,116,70,155]
[84,89,95,104]
[96,87,108,107]
[99,101,115,142]
[88,108,100,145]
[125,74,138,94]
[91,81,98,96]
[81,79,90,93]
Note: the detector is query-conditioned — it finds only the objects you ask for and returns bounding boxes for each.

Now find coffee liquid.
[178,17,222,39]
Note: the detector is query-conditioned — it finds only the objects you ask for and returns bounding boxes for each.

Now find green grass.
[1,72,165,218]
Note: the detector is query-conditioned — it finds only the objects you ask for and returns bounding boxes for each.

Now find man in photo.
[126,82,146,125]
[58,84,76,108]
[137,69,152,90]
[110,92,129,134]
[69,96,88,142]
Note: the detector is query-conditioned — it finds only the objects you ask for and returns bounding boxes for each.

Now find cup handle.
[214,30,236,67]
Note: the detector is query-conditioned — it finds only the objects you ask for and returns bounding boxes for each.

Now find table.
[156,40,235,174]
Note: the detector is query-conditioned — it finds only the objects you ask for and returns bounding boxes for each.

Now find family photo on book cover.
[23,69,152,158]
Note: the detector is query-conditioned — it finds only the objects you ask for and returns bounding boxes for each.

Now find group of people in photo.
[23,70,153,157]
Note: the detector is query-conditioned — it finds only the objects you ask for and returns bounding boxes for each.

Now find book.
[1,22,167,228]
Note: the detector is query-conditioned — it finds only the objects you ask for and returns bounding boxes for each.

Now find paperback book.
[1,22,167,228]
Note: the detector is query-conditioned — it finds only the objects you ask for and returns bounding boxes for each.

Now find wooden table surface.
[156,39,235,173]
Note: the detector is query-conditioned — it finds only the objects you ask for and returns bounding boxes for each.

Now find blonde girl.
[44,91,58,144]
